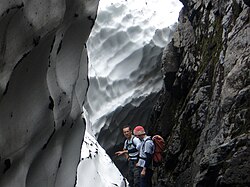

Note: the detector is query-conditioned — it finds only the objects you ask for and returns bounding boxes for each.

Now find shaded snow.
[76,0,182,186]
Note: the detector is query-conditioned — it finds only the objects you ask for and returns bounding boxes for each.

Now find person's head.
[133,126,146,140]
[122,125,132,139]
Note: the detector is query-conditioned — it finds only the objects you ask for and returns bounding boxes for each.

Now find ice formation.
[86,0,183,137]
[77,0,182,186]
[0,0,98,186]
[0,0,182,186]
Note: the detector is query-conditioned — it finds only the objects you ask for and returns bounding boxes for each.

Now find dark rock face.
[150,0,250,186]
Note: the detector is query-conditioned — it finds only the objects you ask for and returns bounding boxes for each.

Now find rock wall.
[150,0,250,186]
[0,0,98,186]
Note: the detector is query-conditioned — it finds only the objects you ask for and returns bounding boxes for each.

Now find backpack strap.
[140,138,154,168]
[125,139,128,149]
[131,136,136,148]
[141,137,152,153]
[125,137,135,149]
[126,137,138,158]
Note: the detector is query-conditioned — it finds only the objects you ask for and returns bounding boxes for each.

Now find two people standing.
[116,125,155,187]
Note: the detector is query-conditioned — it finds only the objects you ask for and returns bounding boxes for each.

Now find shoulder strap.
[125,139,128,149]
[131,136,136,148]
[125,137,136,149]
[142,137,152,151]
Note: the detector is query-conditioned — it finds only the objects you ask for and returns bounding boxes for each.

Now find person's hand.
[115,151,124,156]
[141,167,146,176]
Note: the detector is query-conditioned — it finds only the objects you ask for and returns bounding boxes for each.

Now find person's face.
[123,127,132,139]
[135,134,144,140]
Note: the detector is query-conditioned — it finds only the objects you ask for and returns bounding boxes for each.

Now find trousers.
[138,167,153,187]
[128,159,140,187]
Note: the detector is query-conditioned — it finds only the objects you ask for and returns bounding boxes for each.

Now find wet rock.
[151,0,250,185]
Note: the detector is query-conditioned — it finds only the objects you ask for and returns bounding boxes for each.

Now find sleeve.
[144,140,154,168]
[144,153,153,168]
[134,137,141,150]
[144,140,154,154]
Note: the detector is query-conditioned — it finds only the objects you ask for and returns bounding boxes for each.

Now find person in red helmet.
[133,126,155,187]
[115,125,141,187]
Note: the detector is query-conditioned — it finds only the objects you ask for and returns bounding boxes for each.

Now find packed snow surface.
[76,0,182,186]
[87,0,182,135]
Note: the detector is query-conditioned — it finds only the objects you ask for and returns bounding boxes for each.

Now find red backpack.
[152,135,165,166]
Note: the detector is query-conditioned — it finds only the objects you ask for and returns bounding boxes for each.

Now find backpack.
[125,137,136,149]
[125,137,139,160]
[142,135,165,166]
[152,135,165,166]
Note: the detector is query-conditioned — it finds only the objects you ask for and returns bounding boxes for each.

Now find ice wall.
[81,0,183,177]
[86,0,182,138]
[0,0,99,186]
